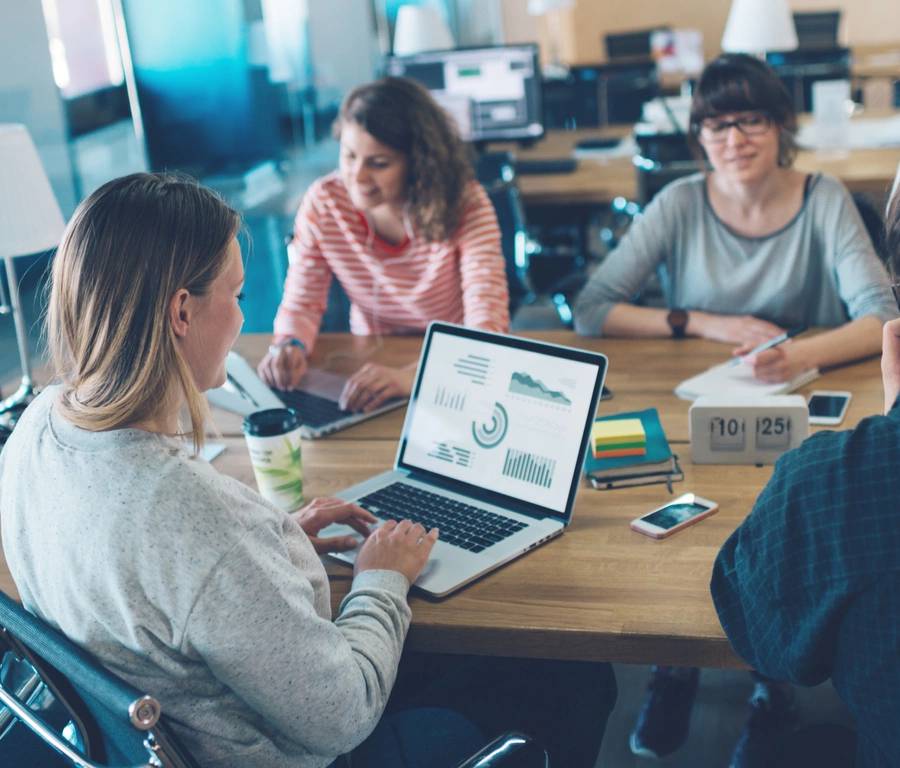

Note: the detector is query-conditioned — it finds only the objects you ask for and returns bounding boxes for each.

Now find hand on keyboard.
[339,362,415,412]
[258,341,308,390]
[294,497,377,553]
[356,519,439,584]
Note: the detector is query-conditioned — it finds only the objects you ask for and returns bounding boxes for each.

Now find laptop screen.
[397,324,606,520]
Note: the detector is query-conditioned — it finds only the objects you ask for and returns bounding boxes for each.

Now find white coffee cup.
[243,408,303,512]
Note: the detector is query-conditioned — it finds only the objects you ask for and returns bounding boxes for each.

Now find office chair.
[542,63,659,129]
[475,152,590,327]
[792,11,841,50]
[851,192,888,264]
[0,591,548,768]
[604,28,668,62]
[0,591,197,768]
[765,48,851,113]
[474,152,533,315]
[633,132,701,205]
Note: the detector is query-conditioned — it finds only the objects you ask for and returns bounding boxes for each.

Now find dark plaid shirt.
[712,402,900,767]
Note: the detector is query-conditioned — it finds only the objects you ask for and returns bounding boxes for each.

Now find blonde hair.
[47,172,240,450]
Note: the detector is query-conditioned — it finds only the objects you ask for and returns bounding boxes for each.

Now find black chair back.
[851,192,888,265]
[475,152,531,312]
[0,591,197,767]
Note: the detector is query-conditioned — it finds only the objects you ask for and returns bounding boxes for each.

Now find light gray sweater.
[573,173,898,335]
[0,387,411,767]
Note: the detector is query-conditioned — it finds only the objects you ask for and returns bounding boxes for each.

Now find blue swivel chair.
[0,591,547,767]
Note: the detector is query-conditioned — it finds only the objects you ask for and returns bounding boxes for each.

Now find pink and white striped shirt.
[273,172,509,352]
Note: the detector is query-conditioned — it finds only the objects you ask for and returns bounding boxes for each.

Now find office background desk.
[0,334,883,670]
[510,127,900,207]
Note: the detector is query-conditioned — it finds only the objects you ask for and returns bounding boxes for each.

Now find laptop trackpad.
[300,368,347,400]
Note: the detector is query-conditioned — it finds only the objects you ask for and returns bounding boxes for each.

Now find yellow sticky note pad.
[592,418,646,447]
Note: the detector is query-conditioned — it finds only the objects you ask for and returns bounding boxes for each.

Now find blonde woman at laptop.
[574,54,897,386]
[0,173,483,768]
[1,174,616,767]
[258,77,509,412]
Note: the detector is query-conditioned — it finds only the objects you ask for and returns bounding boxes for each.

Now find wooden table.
[2,334,885,669]
[201,333,884,668]
[211,333,885,444]
[510,126,900,207]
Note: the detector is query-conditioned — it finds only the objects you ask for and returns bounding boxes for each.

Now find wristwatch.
[268,337,306,356]
[666,309,688,339]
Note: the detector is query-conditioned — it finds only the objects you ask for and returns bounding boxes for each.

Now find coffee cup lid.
[243,408,301,437]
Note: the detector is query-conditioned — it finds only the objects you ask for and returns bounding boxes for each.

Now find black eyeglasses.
[697,113,772,143]
[892,282,900,312]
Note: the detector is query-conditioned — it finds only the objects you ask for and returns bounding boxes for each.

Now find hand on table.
[339,363,415,413]
[294,497,376,553]
[354,519,438,585]
[692,312,785,347]
[257,342,308,390]
[882,318,900,413]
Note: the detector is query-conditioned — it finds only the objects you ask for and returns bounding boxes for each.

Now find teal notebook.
[583,407,674,480]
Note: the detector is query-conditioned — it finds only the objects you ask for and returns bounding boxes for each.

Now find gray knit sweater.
[0,387,410,767]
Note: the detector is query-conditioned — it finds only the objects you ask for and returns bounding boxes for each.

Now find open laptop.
[206,351,407,439]
[320,322,608,597]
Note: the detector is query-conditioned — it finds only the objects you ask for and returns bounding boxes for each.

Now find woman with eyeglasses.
[574,53,897,385]
[576,54,897,766]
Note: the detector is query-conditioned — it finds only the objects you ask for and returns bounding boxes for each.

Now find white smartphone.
[630,493,719,539]
[807,390,852,426]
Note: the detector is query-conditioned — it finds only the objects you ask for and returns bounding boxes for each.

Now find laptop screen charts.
[398,327,603,517]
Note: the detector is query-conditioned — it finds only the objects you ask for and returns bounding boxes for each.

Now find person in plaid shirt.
[712,190,900,767]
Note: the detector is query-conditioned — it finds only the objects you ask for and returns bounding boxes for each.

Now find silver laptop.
[321,322,608,597]
[207,351,407,439]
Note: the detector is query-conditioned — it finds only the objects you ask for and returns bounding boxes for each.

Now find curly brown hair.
[334,77,473,242]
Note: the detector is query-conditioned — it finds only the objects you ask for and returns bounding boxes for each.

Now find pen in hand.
[729,327,806,366]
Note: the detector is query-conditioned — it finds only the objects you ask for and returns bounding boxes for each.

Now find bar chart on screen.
[502,448,557,488]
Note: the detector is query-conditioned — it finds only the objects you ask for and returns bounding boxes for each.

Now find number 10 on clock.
[709,416,746,451]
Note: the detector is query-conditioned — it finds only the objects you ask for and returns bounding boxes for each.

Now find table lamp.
[0,124,66,415]
[721,0,798,57]
[392,4,454,55]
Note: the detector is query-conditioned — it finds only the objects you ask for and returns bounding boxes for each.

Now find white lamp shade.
[722,0,798,54]
[0,124,65,258]
[393,5,454,56]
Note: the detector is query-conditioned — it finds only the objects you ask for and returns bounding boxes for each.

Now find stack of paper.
[592,418,646,459]
[675,361,819,401]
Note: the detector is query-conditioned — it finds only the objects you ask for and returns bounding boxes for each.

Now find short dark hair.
[334,77,473,241]
[689,53,798,168]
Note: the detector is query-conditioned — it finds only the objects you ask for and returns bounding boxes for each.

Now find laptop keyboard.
[273,389,349,428]
[273,389,403,429]
[357,483,529,553]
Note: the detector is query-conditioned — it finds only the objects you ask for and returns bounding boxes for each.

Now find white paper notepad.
[675,361,819,401]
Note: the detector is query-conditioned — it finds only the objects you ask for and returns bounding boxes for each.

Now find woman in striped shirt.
[258,77,509,411]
